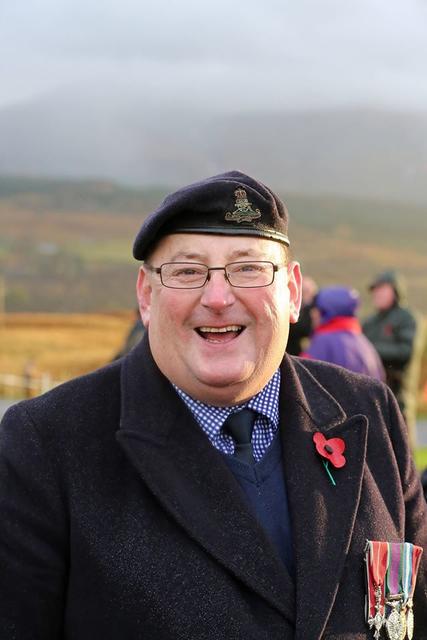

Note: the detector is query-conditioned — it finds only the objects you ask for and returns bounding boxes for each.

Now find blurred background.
[1,1,427,433]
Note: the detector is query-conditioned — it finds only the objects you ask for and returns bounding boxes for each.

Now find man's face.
[137,233,302,406]
[371,283,396,311]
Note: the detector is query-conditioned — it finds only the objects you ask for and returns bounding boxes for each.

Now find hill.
[1,176,427,313]
[1,101,427,205]
[0,175,168,213]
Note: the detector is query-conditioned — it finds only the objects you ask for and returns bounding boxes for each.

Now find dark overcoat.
[1,337,426,639]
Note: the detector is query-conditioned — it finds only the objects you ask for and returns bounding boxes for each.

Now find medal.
[399,608,407,640]
[365,541,423,639]
[406,598,414,640]
[368,585,386,639]
[385,594,404,640]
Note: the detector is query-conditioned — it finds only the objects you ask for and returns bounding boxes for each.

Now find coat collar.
[117,338,368,638]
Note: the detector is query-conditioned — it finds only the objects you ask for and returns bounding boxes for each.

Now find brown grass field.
[0,312,134,396]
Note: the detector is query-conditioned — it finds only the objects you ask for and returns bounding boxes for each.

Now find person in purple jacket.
[303,285,385,381]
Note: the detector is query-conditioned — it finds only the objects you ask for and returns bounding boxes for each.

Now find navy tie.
[222,408,257,465]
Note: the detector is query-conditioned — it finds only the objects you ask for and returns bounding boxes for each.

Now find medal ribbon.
[367,540,389,619]
[410,544,423,598]
[401,542,413,602]
[385,542,401,596]
[385,542,423,602]
[366,540,423,636]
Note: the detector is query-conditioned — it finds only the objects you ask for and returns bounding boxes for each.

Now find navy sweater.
[222,432,294,576]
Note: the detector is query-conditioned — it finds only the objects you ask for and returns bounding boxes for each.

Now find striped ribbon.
[385,542,423,600]
[401,542,413,602]
[366,540,389,620]
[366,541,423,622]
[410,544,423,598]
[386,542,401,596]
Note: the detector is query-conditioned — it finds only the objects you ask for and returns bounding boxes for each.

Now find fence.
[0,372,61,399]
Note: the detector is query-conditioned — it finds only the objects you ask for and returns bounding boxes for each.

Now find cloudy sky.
[1,0,427,112]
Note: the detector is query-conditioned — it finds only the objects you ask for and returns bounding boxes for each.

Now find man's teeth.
[199,325,242,333]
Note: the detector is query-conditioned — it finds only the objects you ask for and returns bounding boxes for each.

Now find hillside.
[1,176,427,313]
[0,175,168,213]
[1,102,427,205]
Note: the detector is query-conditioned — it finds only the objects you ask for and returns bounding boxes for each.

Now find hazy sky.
[1,0,427,112]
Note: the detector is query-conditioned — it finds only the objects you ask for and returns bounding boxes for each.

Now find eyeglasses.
[144,261,286,289]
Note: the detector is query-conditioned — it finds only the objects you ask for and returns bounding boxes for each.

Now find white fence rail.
[0,372,61,397]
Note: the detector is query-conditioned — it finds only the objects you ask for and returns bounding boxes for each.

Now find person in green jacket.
[363,269,426,450]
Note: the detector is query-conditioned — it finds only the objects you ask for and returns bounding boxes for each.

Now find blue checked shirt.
[174,370,280,463]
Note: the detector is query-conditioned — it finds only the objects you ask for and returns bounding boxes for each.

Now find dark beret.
[133,170,290,260]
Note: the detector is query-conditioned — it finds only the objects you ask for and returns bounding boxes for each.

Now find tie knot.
[222,408,257,446]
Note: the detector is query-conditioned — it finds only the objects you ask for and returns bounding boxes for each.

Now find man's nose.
[200,269,236,309]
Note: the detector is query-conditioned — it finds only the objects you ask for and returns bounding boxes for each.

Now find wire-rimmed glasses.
[144,261,286,289]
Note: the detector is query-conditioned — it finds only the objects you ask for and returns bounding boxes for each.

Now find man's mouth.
[196,325,244,342]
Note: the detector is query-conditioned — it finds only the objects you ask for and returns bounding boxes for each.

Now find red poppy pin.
[313,432,346,486]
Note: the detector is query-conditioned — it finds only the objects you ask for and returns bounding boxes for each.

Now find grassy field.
[0,312,134,394]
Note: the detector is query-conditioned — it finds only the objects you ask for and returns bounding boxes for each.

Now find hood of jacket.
[368,269,407,304]
[314,286,359,324]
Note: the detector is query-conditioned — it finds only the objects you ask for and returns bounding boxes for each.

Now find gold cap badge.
[225,188,261,224]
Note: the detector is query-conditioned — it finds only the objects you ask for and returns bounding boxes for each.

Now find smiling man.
[1,171,426,639]
[137,234,299,406]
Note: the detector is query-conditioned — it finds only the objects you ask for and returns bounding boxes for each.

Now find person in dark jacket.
[1,172,426,639]
[303,285,385,380]
[363,270,426,449]
[286,275,317,355]
[111,307,145,361]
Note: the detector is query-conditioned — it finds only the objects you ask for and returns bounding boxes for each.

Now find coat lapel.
[281,358,368,640]
[116,338,295,624]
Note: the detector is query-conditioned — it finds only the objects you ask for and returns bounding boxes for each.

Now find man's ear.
[287,261,303,324]
[136,267,152,328]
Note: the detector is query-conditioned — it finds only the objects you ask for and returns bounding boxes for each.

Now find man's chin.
[195,363,253,388]
[190,368,261,405]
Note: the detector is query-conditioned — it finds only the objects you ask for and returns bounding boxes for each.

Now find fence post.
[40,373,53,394]
[23,361,36,398]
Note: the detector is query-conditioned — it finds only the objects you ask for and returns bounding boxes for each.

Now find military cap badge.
[225,188,261,224]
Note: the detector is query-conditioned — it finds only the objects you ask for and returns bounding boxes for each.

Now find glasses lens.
[161,263,208,288]
[226,262,274,287]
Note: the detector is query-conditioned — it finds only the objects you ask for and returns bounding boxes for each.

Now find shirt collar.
[173,369,281,437]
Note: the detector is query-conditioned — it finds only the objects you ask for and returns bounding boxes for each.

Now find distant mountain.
[0,175,168,214]
[1,94,427,204]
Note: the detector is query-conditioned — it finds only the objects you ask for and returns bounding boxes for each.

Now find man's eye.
[232,263,263,273]
[173,267,205,277]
